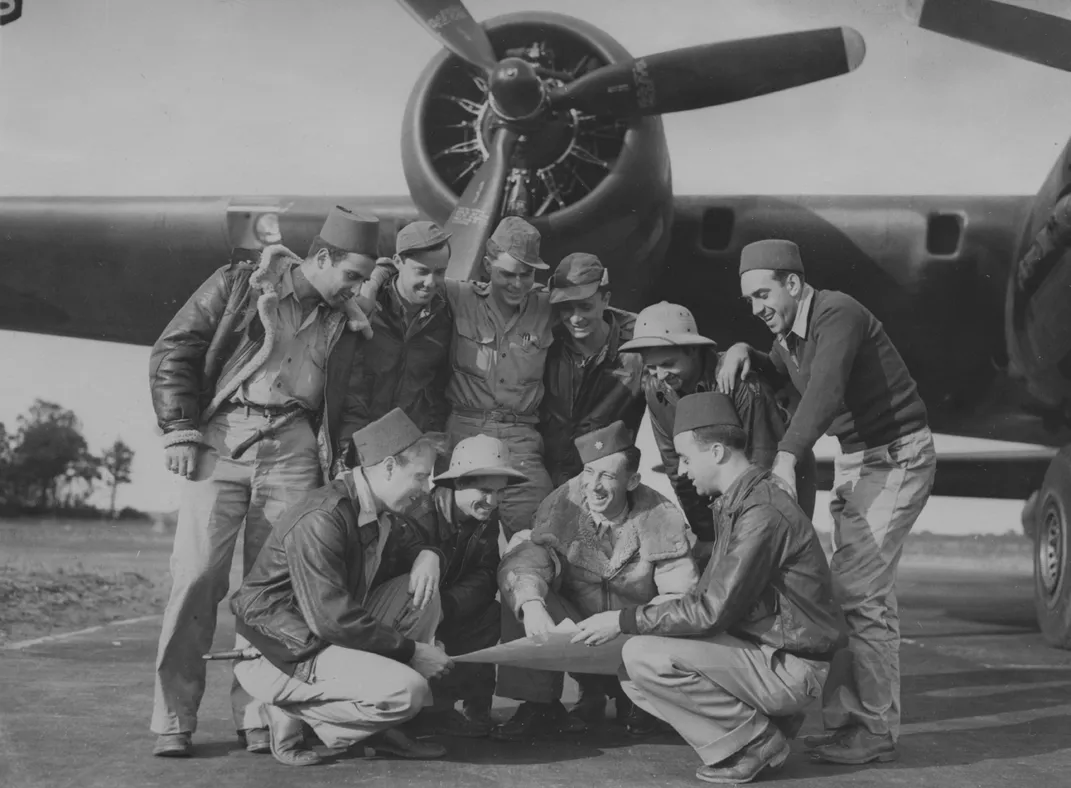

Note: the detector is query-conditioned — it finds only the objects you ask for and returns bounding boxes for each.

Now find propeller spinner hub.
[488,57,545,122]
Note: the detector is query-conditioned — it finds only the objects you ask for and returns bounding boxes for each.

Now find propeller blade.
[394,0,497,72]
[549,27,865,117]
[444,127,519,280]
[905,0,1071,72]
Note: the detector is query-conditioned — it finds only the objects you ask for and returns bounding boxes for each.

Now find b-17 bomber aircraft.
[4,0,1071,648]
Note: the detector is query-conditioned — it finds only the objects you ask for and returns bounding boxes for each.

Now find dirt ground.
[0,515,1036,646]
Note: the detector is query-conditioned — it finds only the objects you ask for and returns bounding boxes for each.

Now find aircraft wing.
[0,196,420,346]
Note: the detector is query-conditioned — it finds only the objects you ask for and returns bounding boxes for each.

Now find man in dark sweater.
[717,239,937,766]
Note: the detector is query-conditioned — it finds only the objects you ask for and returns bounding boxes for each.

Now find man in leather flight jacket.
[147,206,382,758]
[230,409,453,766]
[539,253,646,488]
[574,392,846,785]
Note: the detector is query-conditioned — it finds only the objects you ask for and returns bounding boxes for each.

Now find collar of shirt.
[590,502,631,534]
[778,284,815,350]
[279,264,325,331]
[348,469,381,527]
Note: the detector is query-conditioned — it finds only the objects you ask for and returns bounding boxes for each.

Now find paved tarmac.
[3,561,1070,788]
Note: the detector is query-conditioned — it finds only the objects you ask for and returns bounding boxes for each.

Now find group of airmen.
[147,205,936,784]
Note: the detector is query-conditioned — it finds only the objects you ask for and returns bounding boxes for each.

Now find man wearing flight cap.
[148,205,386,758]
[397,435,528,738]
[441,215,556,539]
[229,408,454,766]
[492,421,699,741]
[541,252,646,488]
[618,302,816,544]
[574,392,845,784]
[718,239,935,765]
[336,220,454,472]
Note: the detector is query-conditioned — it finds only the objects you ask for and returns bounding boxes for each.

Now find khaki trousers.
[620,633,827,765]
[822,427,936,741]
[150,408,321,735]
[233,574,441,748]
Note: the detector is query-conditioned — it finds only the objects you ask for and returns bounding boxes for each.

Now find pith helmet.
[618,302,717,352]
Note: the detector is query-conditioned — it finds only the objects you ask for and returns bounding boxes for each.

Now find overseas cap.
[487,216,548,270]
[433,434,528,488]
[739,239,805,277]
[352,408,423,467]
[549,253,609,304]
[673,392,743,437]
[396,221,451,257]
[319,206,379,258]
[575,421,634,465]
[618,302,717,352]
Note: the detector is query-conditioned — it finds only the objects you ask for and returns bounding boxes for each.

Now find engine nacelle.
[400,12,674,311]
[1006,135,1071,421]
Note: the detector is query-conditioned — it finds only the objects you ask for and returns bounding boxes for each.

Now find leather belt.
[219,400,312,460]
[450,406,539,425]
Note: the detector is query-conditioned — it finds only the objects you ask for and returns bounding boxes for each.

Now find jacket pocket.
[509,332,553,384]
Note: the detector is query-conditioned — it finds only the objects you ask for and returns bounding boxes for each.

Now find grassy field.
[0,515,1035,645]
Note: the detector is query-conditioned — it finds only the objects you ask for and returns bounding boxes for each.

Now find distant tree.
[102,438,135,519]
[11,400,92,508]
[0,421,11,505]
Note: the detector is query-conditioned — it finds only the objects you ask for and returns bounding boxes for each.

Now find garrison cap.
[739,239,805,277]
[351,408,423,467]
[488,216,548,270]
[549,253,609,304]
[673,392,743,437]
[575,421,634,465]
[396,221,451,257]
[618,302,717,352]
[319,206,380,258]
[433,435,528,488]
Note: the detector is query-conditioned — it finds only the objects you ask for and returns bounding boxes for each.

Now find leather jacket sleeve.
[287,509,416,663]
[647,379,715,542]
[620,503,784,638]
[149,265,234,434]
[441,524,500,622]
[733,378,784,472]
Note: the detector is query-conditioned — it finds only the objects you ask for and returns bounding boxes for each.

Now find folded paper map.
[453,619,632,675]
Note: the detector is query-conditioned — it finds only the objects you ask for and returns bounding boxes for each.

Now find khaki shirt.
[444,280,554,418]
[240,266,331,409]
[350,467,392,603]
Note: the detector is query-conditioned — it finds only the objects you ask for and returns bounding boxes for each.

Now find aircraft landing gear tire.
[1034,446,1071,649]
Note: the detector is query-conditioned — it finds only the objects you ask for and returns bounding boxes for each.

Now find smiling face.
[395,244,449,306]
[581,451,639,517]
[672,430,723,497]
[557,291,611,341]
[640,346,702,393]
[740,269,802,336]
[485,252,536,308]
[305,250,376,308]
[374,445,436,513]
[453,475,510,522]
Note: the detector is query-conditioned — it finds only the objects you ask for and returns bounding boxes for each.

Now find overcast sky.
[1,0,1070,513]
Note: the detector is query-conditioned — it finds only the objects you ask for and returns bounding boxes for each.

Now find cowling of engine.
[400,12,674,310]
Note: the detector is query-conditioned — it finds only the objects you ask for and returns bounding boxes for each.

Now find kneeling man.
[406,435,529,737]
[230,409,454,766]
[575,392,846,784]
[493,421,699,740]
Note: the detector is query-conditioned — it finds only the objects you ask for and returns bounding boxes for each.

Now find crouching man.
[493,421,699,740]
[575,392,846,784]
[229,409,454,766]
[404,435,530,738]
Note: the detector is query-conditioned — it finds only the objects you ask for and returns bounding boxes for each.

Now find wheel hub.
[1040,500,1064,598]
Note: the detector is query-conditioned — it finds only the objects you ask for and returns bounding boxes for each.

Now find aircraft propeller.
[906,0,1071,73]
[396,0,866,278]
